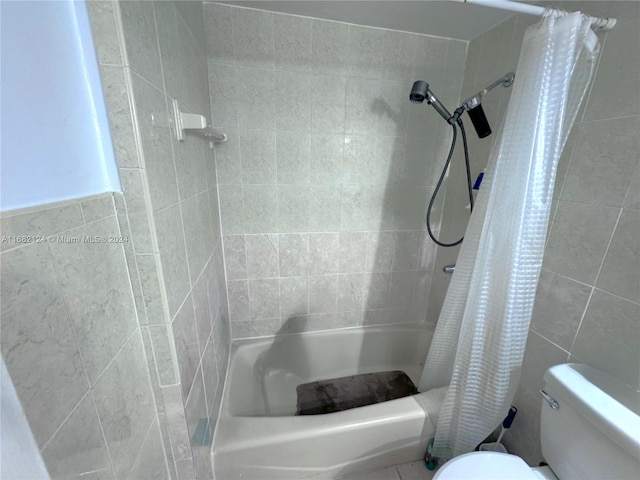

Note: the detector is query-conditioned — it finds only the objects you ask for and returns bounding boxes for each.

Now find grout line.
[185,317,218,412]
[567,207,623,354]
[175,2,206,61]
[98,61,124,68]
[79,201,87,225]
[527,328,571,356]
[89,327,141,389]
[151,0,169,109]
[111,0,129,68]
[209,333,231,454]
[271,7,276,72]
[88,388,119,479]
[467,19,486,98]
[212,308,226,390]
[252,29,280,329]
[126,414,160,478]
[549,198,623,211]
[580,113,640,124]
[155,184,212,211]
[114,198,150,326]
[201,331,220,420]
[540,266,595,289]
[469,11,518,43]
[273,129,284,328]
[0,192,113,220]
[162,233,217,326]
[236,134,249,307]
[591,286,640,307]
[217,179,438,187]
[159,381,182,389]
[159,406,181,480]
[39,389,90,453]
[209,1,460,41]
[230,266,431,282]
[146,324,176,390]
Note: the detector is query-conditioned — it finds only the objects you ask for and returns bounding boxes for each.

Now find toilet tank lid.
[544,364,640,458]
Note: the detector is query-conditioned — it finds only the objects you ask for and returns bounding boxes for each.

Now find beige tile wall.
[204,2,468,338]
[434,0,640,466]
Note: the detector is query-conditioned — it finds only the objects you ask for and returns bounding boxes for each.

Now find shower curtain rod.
[452,0,616,31]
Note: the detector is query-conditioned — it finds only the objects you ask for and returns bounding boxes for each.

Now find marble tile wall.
[87,1,229,478]
[204,2,468,338]
[435,1,640,466]
[0,194,167,479]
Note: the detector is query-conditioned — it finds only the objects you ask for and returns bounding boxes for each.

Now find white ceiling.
[217,1,517,41]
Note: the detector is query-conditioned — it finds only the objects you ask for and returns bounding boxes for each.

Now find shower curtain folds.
[419,10,600,460]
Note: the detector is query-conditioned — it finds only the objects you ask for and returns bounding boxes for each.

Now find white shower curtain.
[420,10,600,459]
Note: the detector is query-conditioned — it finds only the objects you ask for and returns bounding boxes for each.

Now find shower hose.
[426,120,474,247]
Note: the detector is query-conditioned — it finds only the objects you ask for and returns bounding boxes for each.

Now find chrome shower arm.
[484,71,515,94]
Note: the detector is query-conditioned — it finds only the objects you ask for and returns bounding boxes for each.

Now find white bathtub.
[212,323,447,479]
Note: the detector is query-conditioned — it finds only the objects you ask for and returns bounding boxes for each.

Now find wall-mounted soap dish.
[172,99,226,144]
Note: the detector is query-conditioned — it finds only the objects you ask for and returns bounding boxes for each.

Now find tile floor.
[338,461,436,480]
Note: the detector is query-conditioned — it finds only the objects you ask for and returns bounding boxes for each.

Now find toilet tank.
[540,364,640,480]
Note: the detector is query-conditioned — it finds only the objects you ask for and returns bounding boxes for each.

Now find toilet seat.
[433,451,539,480]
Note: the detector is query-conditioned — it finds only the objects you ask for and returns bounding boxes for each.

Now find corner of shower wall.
[422,39,473,326]
[426,12,533,324]
[87,1,230,478]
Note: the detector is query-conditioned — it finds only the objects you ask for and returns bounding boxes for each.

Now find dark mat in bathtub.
[295,370,418,415]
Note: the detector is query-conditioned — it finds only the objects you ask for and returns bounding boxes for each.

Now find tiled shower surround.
[204,2,468,338]
[434,0,640,466]
[2,1,637,479]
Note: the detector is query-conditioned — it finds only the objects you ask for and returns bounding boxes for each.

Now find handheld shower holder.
[409,72,515,138]
[460,72,515,113]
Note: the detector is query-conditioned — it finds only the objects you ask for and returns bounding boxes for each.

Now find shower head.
[409,81,452,122]
[410,80,429,104]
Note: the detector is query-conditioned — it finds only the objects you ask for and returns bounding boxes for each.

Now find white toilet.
[434,363,640,480]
